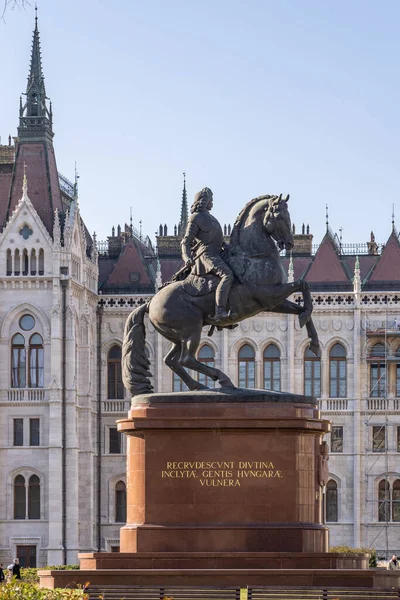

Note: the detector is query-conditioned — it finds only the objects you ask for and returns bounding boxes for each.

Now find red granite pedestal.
[118,390,330,557]
[40,390,378,590]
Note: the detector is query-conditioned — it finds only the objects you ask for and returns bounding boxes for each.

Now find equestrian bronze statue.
[122,190,320,396]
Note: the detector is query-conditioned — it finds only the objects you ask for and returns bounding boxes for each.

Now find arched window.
[304,347,321,397]
[14,475,26,519]
[371,343,386,357]
[392,479,400,522]
[14,249,20,275]
[107,345,124,399]
[378,479,390,522]
[28,475,40,519]
[329,343,347,398]
[6,249,12,275]
[370,344,386,398]
[11,334,26,388]
[22,249,29,276]
[263,344,280,391]
[115,480,126,523]
[30,249,37,275]
[38,249,44,275]
[238,344,255,388]
[29,334,44,388]
[325,479,338,522]
[30,92,39,116]
[197,344,216,388]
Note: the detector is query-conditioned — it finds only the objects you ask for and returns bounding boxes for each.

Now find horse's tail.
[122,302,153,397]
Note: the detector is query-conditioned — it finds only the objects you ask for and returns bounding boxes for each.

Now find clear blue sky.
[1,0,399,247]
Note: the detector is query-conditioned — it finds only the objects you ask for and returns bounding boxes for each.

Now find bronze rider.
[181,187,235,322]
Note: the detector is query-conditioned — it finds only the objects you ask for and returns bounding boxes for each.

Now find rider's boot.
[210,305,237,322]
[209,305,230,322]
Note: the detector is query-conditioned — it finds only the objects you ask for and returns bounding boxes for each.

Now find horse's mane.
[229,194,276,250]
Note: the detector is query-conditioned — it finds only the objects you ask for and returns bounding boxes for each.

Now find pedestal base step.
[38,568,400,593]
[79,551,369,571]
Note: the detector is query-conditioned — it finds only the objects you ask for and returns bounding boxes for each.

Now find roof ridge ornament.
[353,255,361,295]
[288,250,294,283]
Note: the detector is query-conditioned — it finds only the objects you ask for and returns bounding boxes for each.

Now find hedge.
[20,567,79,585]
[0,580,88,600]
[330,545,377,567]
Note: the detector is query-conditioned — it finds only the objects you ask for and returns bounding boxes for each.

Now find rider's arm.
[181,215,200,264]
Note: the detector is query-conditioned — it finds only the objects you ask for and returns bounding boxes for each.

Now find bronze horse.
[122,194,320,396]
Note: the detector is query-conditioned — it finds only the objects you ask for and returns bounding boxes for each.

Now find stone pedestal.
[118,389,330,556]
[40,391,379,589]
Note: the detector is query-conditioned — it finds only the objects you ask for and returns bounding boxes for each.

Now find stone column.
[47,302,63,565]
[288,314,295,393]
[353,299,362,547]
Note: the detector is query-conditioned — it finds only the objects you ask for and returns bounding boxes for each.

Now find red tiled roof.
[369,231,400,282]
[305,233,350,283]
[106,239,152,286]
[7,142,63,235]
[344,255,378,282]
[160,259,183,283]
[0,170,13,228]
[98,257,116,286]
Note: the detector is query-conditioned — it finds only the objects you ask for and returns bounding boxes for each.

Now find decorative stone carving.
[320,320,328,331]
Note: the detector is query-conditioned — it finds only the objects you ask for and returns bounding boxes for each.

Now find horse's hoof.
[191,383,209,391]
[299,312,311,328]
[309,342,320,357]
[218,376,235,388]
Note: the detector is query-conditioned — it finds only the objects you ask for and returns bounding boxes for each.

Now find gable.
[369,232,400,283]
[0,191,53,252]
[305,234,349,284]
[106,241,152,287]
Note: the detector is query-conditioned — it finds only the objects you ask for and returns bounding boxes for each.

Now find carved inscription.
[161,461,284,487]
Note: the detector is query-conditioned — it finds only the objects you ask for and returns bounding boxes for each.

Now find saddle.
[181,273,219,297]
[181,273,239,336]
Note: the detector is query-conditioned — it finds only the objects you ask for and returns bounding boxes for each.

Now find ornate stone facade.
[0,16,399,568]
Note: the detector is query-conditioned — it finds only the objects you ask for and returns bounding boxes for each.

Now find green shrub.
[330,545,377,567]
[21,566,80,585]
[0,580,88,599]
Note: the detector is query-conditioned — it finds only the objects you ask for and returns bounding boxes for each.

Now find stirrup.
[209,309,230,322]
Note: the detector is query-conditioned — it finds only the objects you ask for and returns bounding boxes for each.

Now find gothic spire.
[18,9,53,142]
[179,172,188,234]
[28,7,46,96]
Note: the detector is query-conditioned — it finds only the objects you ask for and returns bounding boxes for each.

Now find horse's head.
[265,194,293,252]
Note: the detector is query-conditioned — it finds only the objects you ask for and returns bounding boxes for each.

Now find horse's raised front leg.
[180,332,235,389]
[296,280,313,328]
[271,299,320,357]
[276,279,313,328]
[164,342,207,391]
